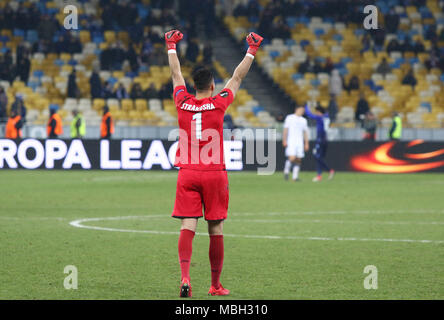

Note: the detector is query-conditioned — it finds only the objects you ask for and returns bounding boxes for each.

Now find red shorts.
[172,168,229,221]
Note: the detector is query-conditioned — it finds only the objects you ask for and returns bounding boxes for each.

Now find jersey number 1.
[192,112,202,140]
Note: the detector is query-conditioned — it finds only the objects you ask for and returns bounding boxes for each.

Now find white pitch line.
[68,216,444,244]
[234,209,444,216]
[232,218,444,225]
[0,216,69,221]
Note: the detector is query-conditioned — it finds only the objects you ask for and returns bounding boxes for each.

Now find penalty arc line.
[68,216,444,245]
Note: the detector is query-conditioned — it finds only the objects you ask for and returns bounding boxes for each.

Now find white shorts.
[285,144,304,158]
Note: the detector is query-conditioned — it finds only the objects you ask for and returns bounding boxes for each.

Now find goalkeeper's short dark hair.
[192,67,214,91]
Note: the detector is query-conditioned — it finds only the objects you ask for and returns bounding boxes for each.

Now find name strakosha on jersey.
[180,102,216,112]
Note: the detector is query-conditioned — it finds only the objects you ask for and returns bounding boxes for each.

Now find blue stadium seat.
[125,71,138,78]
[285,39,296,46]
[54,59,65,67]
[311,79,321,87]
[93,35,104,44]
[333,34,343,42]
[354,29,365,37]
[314,29,325,37]
[339,68,348,76]
[269,51,280,58]
[33,70,44,78]
[420,102,431,112]
[300,39,310,48]
[27,81,40,91]
[107,77,118,86]
[252,106,264,115]
[285,17,297,28]
[13,29,25,37]
[26,30,39,43]
[292,73,303,82]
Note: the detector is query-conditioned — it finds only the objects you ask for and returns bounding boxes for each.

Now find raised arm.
[304,104,320,120]
[165,30,185,88]
[225,32,263,97]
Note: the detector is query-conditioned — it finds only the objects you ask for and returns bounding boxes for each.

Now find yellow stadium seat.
[135,99,148,111]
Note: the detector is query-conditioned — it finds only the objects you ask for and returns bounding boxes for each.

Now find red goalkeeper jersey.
[173,85,234,170]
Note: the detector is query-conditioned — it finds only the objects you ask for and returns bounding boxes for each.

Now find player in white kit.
[282,105,309,181]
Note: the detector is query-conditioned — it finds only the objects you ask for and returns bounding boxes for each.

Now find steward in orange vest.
[5,110,23,139]
[101,105,114,139]
[47,105,63,138]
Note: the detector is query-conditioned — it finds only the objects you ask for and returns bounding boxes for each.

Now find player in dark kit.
[305,104,335,182]
[165,29,263,297]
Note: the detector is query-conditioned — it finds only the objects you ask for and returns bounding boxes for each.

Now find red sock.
[178,229,195,281]
[209,235,224,289]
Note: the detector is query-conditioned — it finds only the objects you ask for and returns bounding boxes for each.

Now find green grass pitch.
[0,170,443,299]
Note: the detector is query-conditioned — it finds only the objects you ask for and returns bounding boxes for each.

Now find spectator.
[90,70,102,99]
[16,54,31,83]
[324,57,334,74]
[355,92,369,126]
[363,111,377,141]
[223,114,235,132]
[385,9,400,33]
[387,39,401,53]
[233,2,248,16]
[100,46,113,70]
[67,35,82,54]
[185,38,199,64]
[144,83,159,100]
[413,40,425,55]
[371,28,386,51]
[361,33,373,54]
[401,37,415,53]
[37,14,58,42]
[203,43,213,65]
[346,75,360,92]
[111,42,126,71]
[130,83,144,99]
[425,48,440,70]
[114,83,129,100]
[67,70,79,98]
[376,57,392,76]
[127,43,139,72]
[0,86,8,123]
[402,69,417,87]
[425,24,437,42]
[0,51,14,84]
[11,94,27,122]
[160,81,173,100]
[298,57,313,74]
[53,36,66,54]
[102,81,115,99]
[313,59,324,74]
[327,94,338,123]
[329,69,343,97]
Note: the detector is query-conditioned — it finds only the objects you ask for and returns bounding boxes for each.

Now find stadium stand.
[0,0,272,130]
[223,0,444,129]
[0,0,443,132]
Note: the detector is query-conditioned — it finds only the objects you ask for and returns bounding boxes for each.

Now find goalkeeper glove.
[165,30,183,51]
[246,32,263,57]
